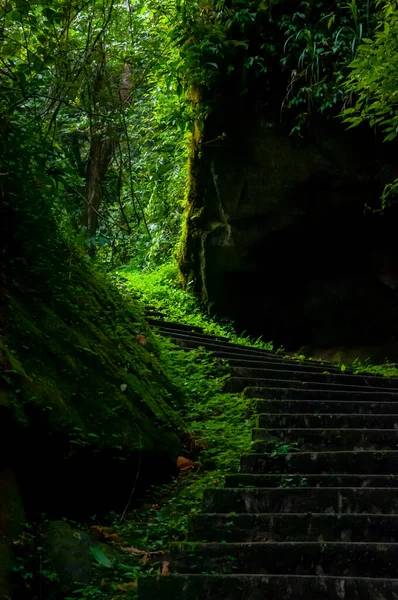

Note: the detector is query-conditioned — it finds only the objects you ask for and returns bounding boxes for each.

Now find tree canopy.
[2,0,397,273]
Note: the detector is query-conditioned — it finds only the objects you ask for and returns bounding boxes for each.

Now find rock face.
[180,108,398,350]
[177,2,398,352]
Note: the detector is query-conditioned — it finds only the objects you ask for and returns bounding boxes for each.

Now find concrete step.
[226,376,398,395]
[202,487,398,515]
[140,316,398,598]
[257,413,398,429]
[139,574,398,600]
[216,351,343,372]
[189,512,398,542]
[229,366,397,388]
[241,450,398,475]
[222,356,345,374]
[252,428,398,451]
[168,541,398,576]
[225,473,398,488]
[228,377,398,394]
[254,399,398,414]
[245,386,398,401]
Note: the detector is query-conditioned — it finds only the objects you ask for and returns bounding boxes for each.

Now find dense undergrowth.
[113,261,274,351]
[70,338,254,599]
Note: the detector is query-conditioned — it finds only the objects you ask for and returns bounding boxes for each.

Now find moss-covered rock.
[45,520,120,584]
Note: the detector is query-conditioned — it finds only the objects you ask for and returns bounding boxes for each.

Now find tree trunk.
[83,131,115,244]
[82,62,132,250]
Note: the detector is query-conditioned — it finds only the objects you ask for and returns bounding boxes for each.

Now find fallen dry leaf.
[136,334,147,345]
[162,560,170,575]
[139,553,152,564]
[107,533,122,544]
[90,526,122,545]
[142,503,161,511]
[120,547,146,556]
[177,456,198,473]
[181,431,207,451]
[121,547,162,557]
[117,582,138,593]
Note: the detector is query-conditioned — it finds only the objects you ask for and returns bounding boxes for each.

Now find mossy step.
[189,513,398,543]
[152,324,229,340]
[138,574,398,600]
[252,428,398,451]
[147,320,205,335]
[188,343,353,373]
[167,541,398,576]
[245,386,398,401]
[241,450,398,475]
[160,333,337,366]
[254,399,398,414]
[228,367,398,388]
[202,487,398,514]
[226,473,398,488]
[157,330,275,354]
[257,413,398,429]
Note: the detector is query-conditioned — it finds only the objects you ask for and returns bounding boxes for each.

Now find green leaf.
[90,547,113,568]
[384,132,397,142]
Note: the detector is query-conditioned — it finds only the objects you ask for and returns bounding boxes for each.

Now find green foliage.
[351,357,398,378]
[279,0,376,129]
[267,440,300,457]
[0,0,192,267]
[343,1,398,140]
[342,0,398,205]
[90,548,113,569]
[166,0,379,137]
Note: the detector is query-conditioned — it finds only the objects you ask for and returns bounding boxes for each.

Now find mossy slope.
[2,268,184,457]
[0,191,184,464]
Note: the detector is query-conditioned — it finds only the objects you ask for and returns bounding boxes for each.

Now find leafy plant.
[342,0,398,206]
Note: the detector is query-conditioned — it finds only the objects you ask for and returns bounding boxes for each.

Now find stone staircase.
[139,310,398,599]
